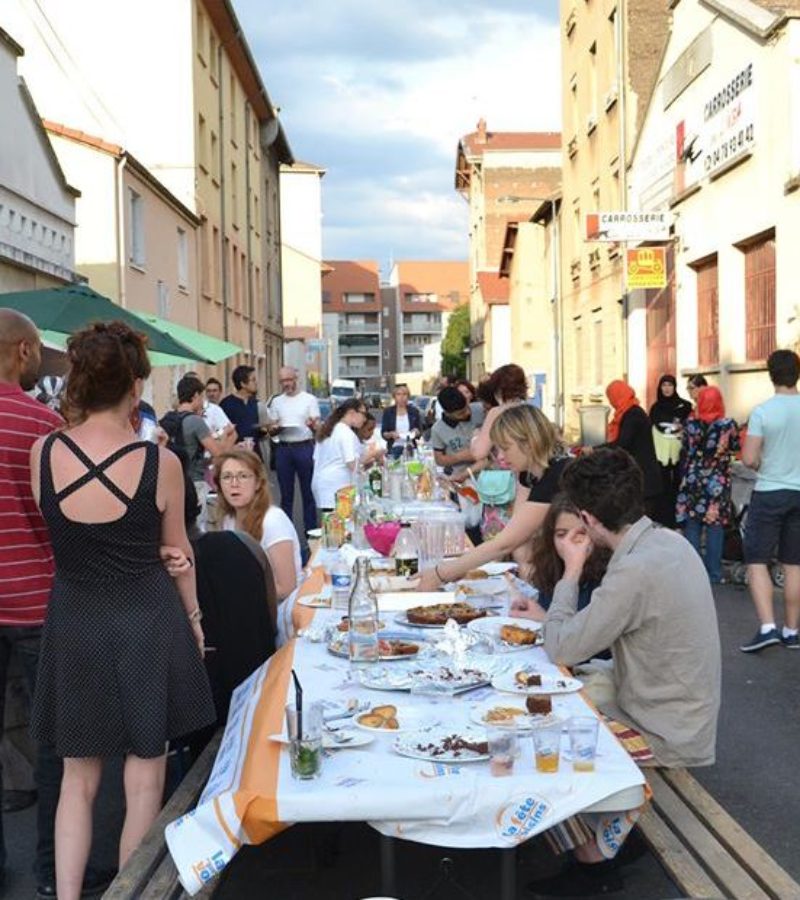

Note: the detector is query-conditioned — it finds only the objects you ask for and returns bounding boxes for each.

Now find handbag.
[476,469,517,506]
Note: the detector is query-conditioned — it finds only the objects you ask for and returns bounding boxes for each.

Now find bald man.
[0,310,62,892]
[266,367,320,537]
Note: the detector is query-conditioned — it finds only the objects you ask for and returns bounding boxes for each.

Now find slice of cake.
[526,695,553,716]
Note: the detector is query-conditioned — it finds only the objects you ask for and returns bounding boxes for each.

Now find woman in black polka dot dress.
[29,323,215,900]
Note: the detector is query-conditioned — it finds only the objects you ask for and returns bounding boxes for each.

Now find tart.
[500,624,538,646]
[406,602,487,626]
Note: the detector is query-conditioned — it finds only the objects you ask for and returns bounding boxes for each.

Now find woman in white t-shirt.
[213,449,302,602]
[312,398,368,510]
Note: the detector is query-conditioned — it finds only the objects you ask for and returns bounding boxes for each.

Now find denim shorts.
[743,489,800,565]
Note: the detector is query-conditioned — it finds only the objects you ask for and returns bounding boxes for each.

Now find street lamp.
[497,194,563,428]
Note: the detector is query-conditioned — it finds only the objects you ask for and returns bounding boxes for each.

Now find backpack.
[159,411,203,471]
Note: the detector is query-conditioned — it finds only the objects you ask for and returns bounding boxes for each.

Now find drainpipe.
[617,0,629,379]
[217,37,230,381]
[114,154,128,308]
[551,200,563,429]
[244,100,255,366]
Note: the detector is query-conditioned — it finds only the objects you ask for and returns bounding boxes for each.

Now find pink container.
[364,522,402,557]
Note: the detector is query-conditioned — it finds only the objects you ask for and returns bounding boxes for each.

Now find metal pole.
[617,0,629,380]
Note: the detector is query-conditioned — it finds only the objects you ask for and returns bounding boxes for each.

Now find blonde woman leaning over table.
[417,404,571,590]
[213,448,303,643]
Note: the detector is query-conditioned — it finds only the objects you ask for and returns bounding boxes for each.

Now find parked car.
[317,398,333,422]
[413,395,433,415]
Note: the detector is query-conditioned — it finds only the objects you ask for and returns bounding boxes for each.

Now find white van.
[330,378,358,402]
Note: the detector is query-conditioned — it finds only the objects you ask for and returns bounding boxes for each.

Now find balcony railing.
[402,345,425,356]
[339,321,380,334]
[339,365,381,377]
[338,345,380,356]
[402,323,441,335]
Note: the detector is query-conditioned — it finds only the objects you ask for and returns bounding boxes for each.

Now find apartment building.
[454,119,561,379]
[44,122,203,412]
[280,160,326,388]
[628,0,800,421]
[0,27,78,293]
[6,0,292,392]
[387,260,469,388]
[559,0,669,435]
[322,260,383,390]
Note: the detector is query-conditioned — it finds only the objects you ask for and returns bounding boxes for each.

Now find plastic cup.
[532,721,562,773]
[285,701,323,780]
[568,716,599,772]
[488,726,518,777]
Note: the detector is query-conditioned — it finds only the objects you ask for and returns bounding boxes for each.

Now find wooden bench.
[638,768,800,899]
[103,731,222,900]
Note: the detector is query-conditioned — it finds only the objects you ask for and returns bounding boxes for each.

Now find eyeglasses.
[219,472,256,484]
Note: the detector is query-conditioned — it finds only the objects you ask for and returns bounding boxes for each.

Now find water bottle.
[393,521,420,577]
[348,557,379,667]
[331,554,353,610]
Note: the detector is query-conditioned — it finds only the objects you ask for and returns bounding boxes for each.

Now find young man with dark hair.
[203,377,230,434]
[740,349,800,651]
[528,448,721,895]
[220,365,265,453]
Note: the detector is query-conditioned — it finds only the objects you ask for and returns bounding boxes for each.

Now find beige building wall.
[559,0,669,438]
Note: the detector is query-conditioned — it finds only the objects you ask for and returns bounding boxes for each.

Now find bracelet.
[188,607,203,624]
[434,564,444,584]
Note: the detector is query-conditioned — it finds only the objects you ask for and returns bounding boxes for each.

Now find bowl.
[364,522,402,556]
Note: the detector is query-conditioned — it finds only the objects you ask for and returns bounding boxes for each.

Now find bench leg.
[380,833,397,896]
[500,846,516,900]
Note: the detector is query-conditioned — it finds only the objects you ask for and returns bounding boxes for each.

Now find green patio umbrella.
[130,310,242,363]
[0,284,207,363]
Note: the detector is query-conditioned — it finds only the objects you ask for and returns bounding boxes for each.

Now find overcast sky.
[235,0,560,272]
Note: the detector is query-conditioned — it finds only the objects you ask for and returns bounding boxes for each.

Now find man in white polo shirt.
[267,367,320,538]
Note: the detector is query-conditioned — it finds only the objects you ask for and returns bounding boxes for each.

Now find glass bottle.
[393,521,420,577]
[331,554,353,610]
[368,463,383,498]
[348,557,379,667]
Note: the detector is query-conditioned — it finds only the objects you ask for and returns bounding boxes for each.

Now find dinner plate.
[467,616,542,651]
[394,609,497,629]
[358,666,415,691]
[327,635,422,661]
[353,706,439,734]
[298,584,333,608]
[480,562,518,576]
[469,702,560,731]
[456,578,507,596]
[491,669,583,695]
[393,727,490,763]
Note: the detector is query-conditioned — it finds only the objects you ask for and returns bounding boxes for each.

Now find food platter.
[394,602,496,629]
[327,633,422,661]
[353,705,439,734]
[491,669,583,695]
[393,728,490,763]
[467,616,542,652]
[469,702,560,731]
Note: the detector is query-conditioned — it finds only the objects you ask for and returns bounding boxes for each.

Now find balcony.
[402,322,441,335]
[402,344,425,357]
[339,365,381,378]
[339,320,380,334]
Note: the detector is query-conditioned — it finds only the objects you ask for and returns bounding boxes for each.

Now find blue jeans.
[0,625,61,882]
[683,520,724,583]
[275,441,317,535]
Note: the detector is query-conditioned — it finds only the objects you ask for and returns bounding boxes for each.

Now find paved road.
[4,579,797,898]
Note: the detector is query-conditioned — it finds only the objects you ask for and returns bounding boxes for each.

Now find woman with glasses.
[214,449,302,603]
[312,398,369,512]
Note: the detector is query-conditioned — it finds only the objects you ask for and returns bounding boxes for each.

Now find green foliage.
[441,304,469,379]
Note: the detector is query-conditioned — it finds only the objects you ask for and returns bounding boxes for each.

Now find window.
[196,8,206,63]
[383,328,390,338]
[574,319,584,387]
[198,115,207,172]
[231,162,238,227]
[593,317,603,386]
[212,226,220,298]
[177,228,188,289]
[209,32,218,81]
[588,42,597,124]
[742,232,776,361]
[344,293,374,304]
[128,189,145,267]
[229,73,237,144]
[157,280,170,318]
[210,130,219,181]
[200,221,211,297]
[253,191,259,234]
[694,255,719,366]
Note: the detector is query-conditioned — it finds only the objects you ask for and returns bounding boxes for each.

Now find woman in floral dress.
[676,386,740,583]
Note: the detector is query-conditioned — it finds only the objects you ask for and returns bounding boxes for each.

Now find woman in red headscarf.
[604,380,665,520]
[675,386,740,583]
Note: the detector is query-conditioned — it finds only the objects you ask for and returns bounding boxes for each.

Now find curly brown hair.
[529,493,611,597]
[488,364,527,403]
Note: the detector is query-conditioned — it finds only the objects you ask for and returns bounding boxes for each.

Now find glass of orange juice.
[532,721,562,773]
[568,716,599,772]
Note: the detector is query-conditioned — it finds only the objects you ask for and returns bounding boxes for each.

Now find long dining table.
[165,556,646,897]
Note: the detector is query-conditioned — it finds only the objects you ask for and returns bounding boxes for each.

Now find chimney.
[476,117,487,144]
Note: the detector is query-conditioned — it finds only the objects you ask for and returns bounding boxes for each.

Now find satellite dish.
[261,118,279,147]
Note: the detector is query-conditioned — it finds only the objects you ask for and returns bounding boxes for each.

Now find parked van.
[330,378,358,402]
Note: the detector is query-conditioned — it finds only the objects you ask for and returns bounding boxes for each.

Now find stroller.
[724,463,784,587]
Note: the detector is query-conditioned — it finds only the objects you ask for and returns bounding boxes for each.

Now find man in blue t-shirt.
[220,365,265,457]
[740,349,800,652]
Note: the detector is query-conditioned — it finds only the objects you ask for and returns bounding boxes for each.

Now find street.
[2,578,796,899]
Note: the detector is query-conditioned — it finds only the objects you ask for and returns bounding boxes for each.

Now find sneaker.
[781,633,800,649]
[527,859,623,897]
[739,628,782,653]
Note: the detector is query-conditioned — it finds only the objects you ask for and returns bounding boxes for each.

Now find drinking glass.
[532,721,562,773]
[488,726,518,777]
[285,701,323,780]
[567,716,599,772]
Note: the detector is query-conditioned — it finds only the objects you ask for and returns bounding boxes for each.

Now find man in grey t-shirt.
[430,387,477,479]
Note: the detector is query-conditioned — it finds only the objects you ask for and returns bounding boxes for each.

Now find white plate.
[491,669,583,695]
[358,666,414,691]
[457,578,507,596]
[327,636,423,661]
[306,527,322,539]
[269,730,375,749]
[469,703,560,731]
[353,706,440,734]
[393,728,490,763]
[467,616,542,651]
[480,562,518,576]
[298,584,333,608]
[394,608,496,629]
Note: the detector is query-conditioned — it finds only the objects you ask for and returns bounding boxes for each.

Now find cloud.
[234,0,561,266]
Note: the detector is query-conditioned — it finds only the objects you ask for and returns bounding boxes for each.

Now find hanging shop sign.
[626,247,667,290]
[585,211,672,242]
